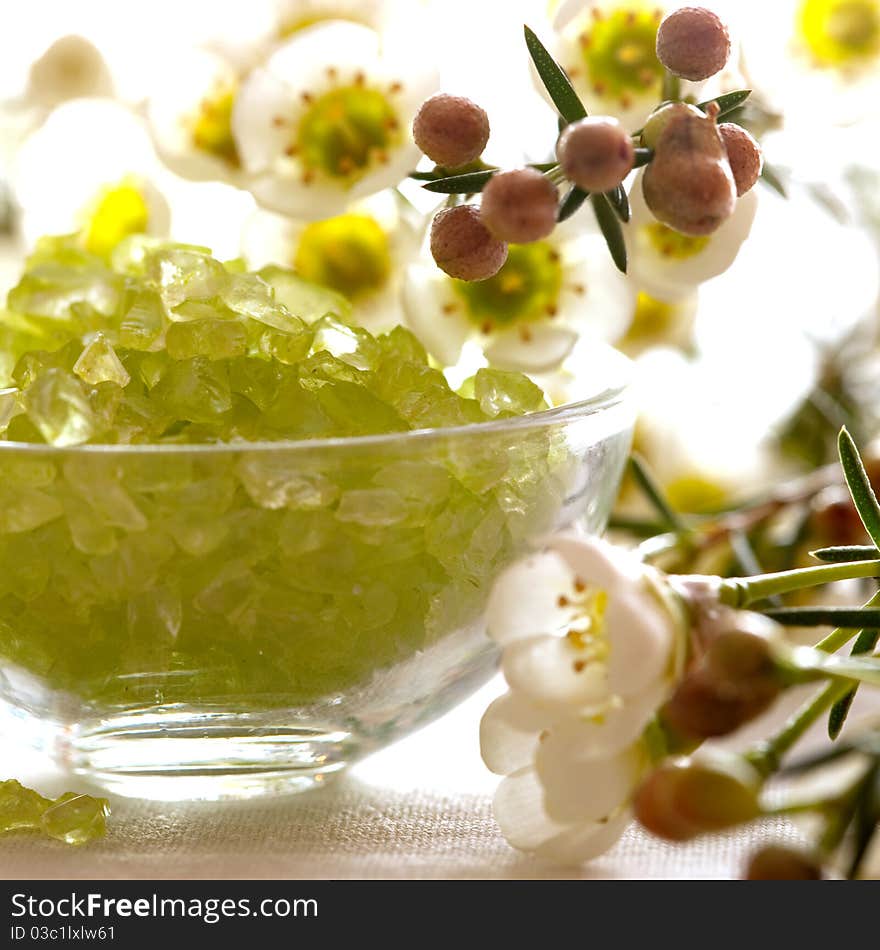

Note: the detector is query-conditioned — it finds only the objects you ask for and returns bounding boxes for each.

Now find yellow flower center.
[665,474,728,514]
[191,86,239,167]
[294,214,391,300]
[798,0,880,66]
[621,292,687,348]
[575,5,665,103]
[565,586,610,667]
[279,10,371,38]
[82,180,150,258]
[452,243,564,332]
[643,221,710,260]
[296,85,400,185]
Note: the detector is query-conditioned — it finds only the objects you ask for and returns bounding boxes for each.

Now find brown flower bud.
[661,669,759,740]
[810,486,866,547]
[745,846,823,880]
[640,101,703,150]
[430,204,508,281]
[704,630,778,693]
[479,168,558,244]
[413,93,490,169]
[635,757,761,842]
[718,123,763,197]
[557,116,635,194]
[641,103,736,236]
[656,6,731,81]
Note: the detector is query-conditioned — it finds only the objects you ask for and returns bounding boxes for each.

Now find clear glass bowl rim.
[0,361,631,457]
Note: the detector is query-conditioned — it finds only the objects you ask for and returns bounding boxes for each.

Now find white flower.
[231,21,439,219]
[241,190,420,331]
[538,1,731,130]
[148,46,246,186]
[12,99,170,255]
[403,217,636,373]
[625,169,758,303]
[738,0,880,125]
[480,533,688,863]
[22,34,114,110]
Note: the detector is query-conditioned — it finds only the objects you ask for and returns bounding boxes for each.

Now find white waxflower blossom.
[480,533,688,864]
[539,1,737,131]
[625,169,758,303]
[403,216,636,373]
[737,0,880,125]
[12,99,170,256]
[241,190,421,331]
[231,21,439,219]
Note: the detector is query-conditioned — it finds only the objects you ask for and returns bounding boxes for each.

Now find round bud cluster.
[660,615,782,742]
[718,123,763,197]
[413,93,490,170]
[809,486,866,547]
[641,102,737,237]
[744,846,823,880]
[634,755,761,842]
[556,117,635,194]
[656,6,731,82]
[480,168,559,244]
[429,204,508,281]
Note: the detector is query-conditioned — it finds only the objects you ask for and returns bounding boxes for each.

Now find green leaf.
[761,162,788,198]
[828,627,880,739]
[423,169,497,194]
[779,644,880,686]
[628,454,686,533]
[812,545,880,563]
[591,193,627,273]
[847,763,880,878]
[557,185,589,222]
[633,147,654,169]
[696,89,752,119]
[524,25,587,124]
[409,170,440,181]
[839,427,880,548]
[606,184,631,223]
[763,607,880,628]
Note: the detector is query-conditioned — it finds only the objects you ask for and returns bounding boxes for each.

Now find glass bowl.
[0,347,633,800]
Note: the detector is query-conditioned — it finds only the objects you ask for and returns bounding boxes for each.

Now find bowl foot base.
[59,707,360,801]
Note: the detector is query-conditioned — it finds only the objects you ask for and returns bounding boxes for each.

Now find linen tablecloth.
[0,677,839,880]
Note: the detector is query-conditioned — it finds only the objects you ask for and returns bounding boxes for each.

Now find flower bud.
[640,101,703,150]
[479,168,558,244]
[704,629,779,694]
[718,123,763,197]
[660,669,763,740]
[641,103,736,236]
[557,117,635,194]
[745,845,823,880]
[809,487,865,546]
[413,94,490,169]
[430,204,508,281]
[635,756,761,842]
[656,6,731,81]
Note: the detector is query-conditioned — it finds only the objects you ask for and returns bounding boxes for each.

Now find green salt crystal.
[64,495,118,555]
[335,488,409,527]
[62,457,147,532]
[378,325,428,364]
[73,334,131,387]
[310,315,378,370]
[119,289,164,350]
[258,265,352,324]
[237,456,339,510]
[40,791,109,846]
[0,387,20,431]
[0,779,50,831]
[23,369,97,446]
[473,368,549,417]
[147,248,227,307]
[166,318,248,361]
[259,327,314,365]
[228,357,283,410]
[0,486,63,534]
[0,456,57,488]
[152,357,232,423]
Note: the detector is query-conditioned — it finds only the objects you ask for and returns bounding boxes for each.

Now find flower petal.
[485,323,579,373]
[532,807,631,866]
[402,264,470,367]
[536,740,643,824]
[486,549,577,645]
[627,175,758,302]
[502,635,609,708]
[480,692,548,776]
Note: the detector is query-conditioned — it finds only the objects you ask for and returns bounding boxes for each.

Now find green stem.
[745,589,880,778]
[718,560,880,607]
